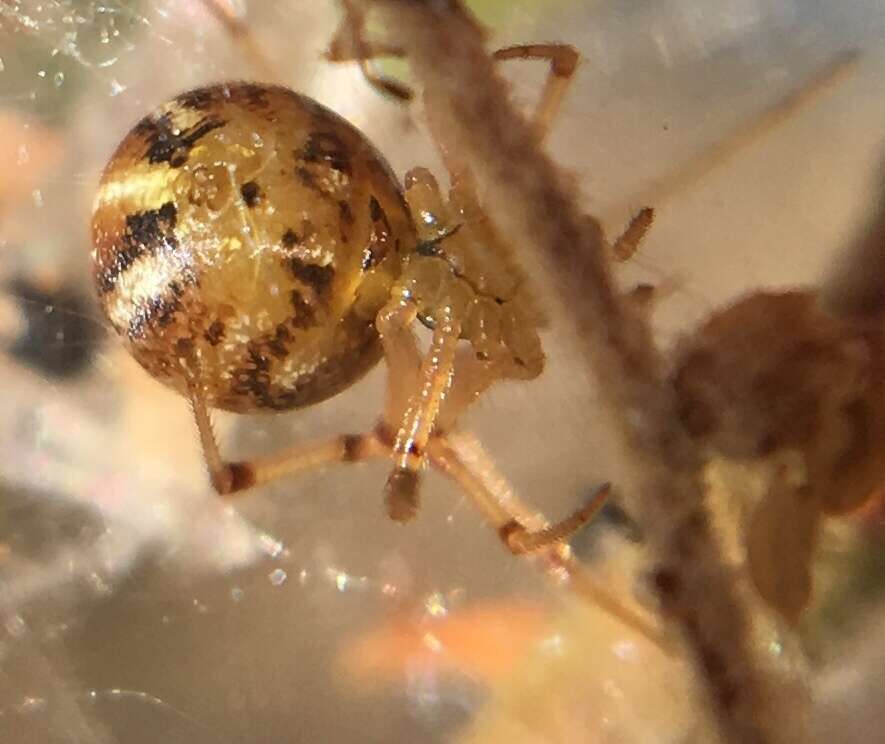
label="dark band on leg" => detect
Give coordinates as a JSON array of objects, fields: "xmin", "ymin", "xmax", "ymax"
[
  {"xmin": 385, "ymin": 467, "xmax": 420, "ymax": 522},
  {"xmin": 226, "ymin": 462, "xmax": 257, "ymax": 493}
]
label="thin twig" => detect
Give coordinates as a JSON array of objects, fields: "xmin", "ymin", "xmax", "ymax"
[
  {"xmin": 617, "ymin": 49, "xmax": 859, "ymax": 215},
  {"xmin": 355, "ymin": 2, "xmax": 809, "ymax": 741}
]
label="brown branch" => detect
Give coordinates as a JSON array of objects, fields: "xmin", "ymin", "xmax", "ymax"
[
  {"xmin": 822, "ymin": 166, "xmax": 885, "ymax": 320},
  {"xmin": 355, "ymin": 1, "xmax": 810, "ymax": 741}
]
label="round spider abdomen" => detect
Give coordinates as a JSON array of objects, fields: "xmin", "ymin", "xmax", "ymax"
[{"xmin": 92, "ymin": 82, "xmax": 415, "ymax": 412}]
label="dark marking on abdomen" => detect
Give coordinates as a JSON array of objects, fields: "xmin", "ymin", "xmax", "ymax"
[
  {"xmin": 127, "ymin": 293, "xmax": 180, "ymax": 341},
  {"xmin": 97, "ymin": 201, "xmax": 179, "ymax": 295},
  {"xmin": 138, "ymin": 112, "xmax": 225, "ymax": 168},
  {"xmin": 338, "ymin": 200, "xmax": 354, "ymax": 243},
  {"xmin": 288, "ymin": 258, "xmax": 335, "ymax": 301},
  {"xmin": 363, "ymin": 195, "xmax": 393, "ymax": 269},
  {"xmin": 299, "ymin": 131, "xmax": 352, "ymax": 177},
  {"xmin": 290, "ymin": 289, "xmax": 318, "ymax": 329},
  {"xmin": 125, "ymin": 276, "xmax": 197, "ymax": 340},
  {"xmin": 205, "ymin": 320, "xmax": 226, "ymax": 345},
  {"xmin": 231, "ymin": 83, "xmax": 271, "ymax": 110},
  {"xmin": 267, "ymin": 323, "xmax": 293, "ymax": 359},
  {"xmin": 240, "ymin": 181, "xmax": 261, "ymax": 208},
  {"xmin": 175, "ymin": 87, "xmax": 218, "ymax": 111}
]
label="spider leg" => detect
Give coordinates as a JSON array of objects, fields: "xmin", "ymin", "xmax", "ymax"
[
  {"xmin": 327, "ymin": 0, "xmax": 412, "ymax": 101},
  {"xmin": 426, "ymin": 431, "xmax": 670, "ymax": 650},
  {"xmin": 491, "ymin": 44, "xmax": 579, "ymax": 141},
  {"xmin": 426, "ymin": 432, "xmax": 609, "ymax": 555},
  {"xmin": 187, "ymin": 377, "xmax": 386, "ymax": 497},
  {"xmin": 328, "ymin": 6, "xmax": 583, "ymax": 129},
  {"xmin": 609, "ymin": 206, "xmax": 655, "ymax": 262},
  {"xmin": 376, "ymin": 266, "xmax": 471, "ymax": 520},
  {"xmin": 375, "ymin": 295, "xmax": 422, "ymax": 428}
]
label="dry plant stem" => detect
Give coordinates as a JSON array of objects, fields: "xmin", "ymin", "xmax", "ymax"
[
  {"xmin": 617, "ymin": 49, "xmax": 859, "ymax": 216},
  {"xmin": 822, "ymin": 176, "xmax": 885, "ymax": 320},
  {"xmin": 358, "ymin": 2, "xmax": 808, "ymax": 742}
]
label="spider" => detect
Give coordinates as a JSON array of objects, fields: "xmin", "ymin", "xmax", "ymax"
[{"xmin": 90, "ymin": 16, "xmax": 653, "ymax": 558}]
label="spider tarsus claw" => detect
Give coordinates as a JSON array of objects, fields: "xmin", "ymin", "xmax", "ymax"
[
  {"xmin": 385, "ymin": 467, "xmax": 420, "ymax": 522},
  {"xmin": 575, "ymin": 481, "xmax": 611, "ymax": 523}
]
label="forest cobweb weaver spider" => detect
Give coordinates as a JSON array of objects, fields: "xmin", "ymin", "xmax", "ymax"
[{"xmin": 90, "ymin": 2, "xmax": 653, "ymax": 562}]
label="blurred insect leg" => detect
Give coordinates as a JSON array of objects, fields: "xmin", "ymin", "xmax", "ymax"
[
  {"xmin": 491, "ymin": 45, "xmax": 655, "ymax": 265},
  {"xmin": 427, "ymin": 432, "xmax": 670, "ymax": 649},
  {"xmin": 187, "ymin": 380, "xmax": 386, "ymax": 497},
  {"xmin": 381, "ymin": 301, "xmax": 463, "ymax": 522},
  {"xmin": 492, "ymin": 44, "xmax": 579, "ymax": 141},
  {"xmin": 327, "ymin": 14, "xmax": 581, "ymax": 119},
  {"xmin": 327, "ymin": 0, "xmax": 412, "ymax": 100},
  {"xmin": 610, "ymin": 206, "xmax": 655, "ymax": 262},
  {"xmin": 500, "ymin": 484, "xmax": 611, "ymax": 553},
  {"xmin": 198, "ymin": 0, "xmax": 279, "ymax": 82}
]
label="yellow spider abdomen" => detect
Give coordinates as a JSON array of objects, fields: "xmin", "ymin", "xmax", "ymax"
[{"xmin": 92, "ymin": 82, "xmax": 415, "ymax": 412}]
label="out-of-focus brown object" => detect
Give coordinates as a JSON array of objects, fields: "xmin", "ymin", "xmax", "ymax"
[
  {"xmin": 339, "ymin": 600, "xmax": 549, "ymax": 688},
  {"xmin": 823, "ymin": 168, "xmax": 885, "ymax": 320},
  {"xmin": 349, "ymin": 2, "xmax": 809, "ymax": 740},
  {"xmin": 745, "ymin": 466, "xmax": 820, "ymax": 625},
  {"xmin": 454, "ymin": 601, "xmax": 718, "ymax": 744},
  {"xmin": 673, "ymin": 289, "xmax": 885, "ymax": 621}
]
